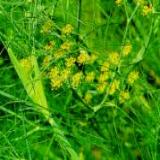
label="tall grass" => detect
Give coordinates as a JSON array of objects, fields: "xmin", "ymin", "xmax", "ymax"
[{"xmin": 0, "ymin": 0, "xmax": 160, "ymax": 160}]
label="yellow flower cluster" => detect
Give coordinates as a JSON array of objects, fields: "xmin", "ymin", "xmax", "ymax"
[
  {"xmin": 84, "ymin": 92, "xmax": 92, "ymax": 103},
  {"xmin": 62, "ymin": 69, "xmax": 71, "ymax": 81},
  {"xmin": 97, "ymin": 83, "xmax": 107, "ymax": 93},
  {"xmin": 20, "ymin": 56, "xmax": 32, "ymax": 73},
  {"xmin": 85, "ymin": 72, "xmax": 95, "ymax": 83},
  {"xmin": 109, "ymin": 80, "xmax": 120, "ymax": 95},
  {"xmin": 77, "ymin": 50, "xmax": 90, "ymax": 64},
  {"xmin": 135, "ymin": 0, "xmax": 153, "ymax": 16},
  {"xmin": 54, "ymin": 49, "xmax": 65, "ymax": 60},
  {"xmin": 135, "ymin": 0, "xmax": 145, "ymax": 5},
  {"xmin": 49, "ymin": 67, "xmax": 61, "ymax": 90},
  {"xmin": 44, "ymin": 41, "xmax": 55, "ymax": 51},
  {"xmin": 101, "ymin": 61, "xmax": 110, "ymax": 72},
  {"xmin": 71, "ymin": 72, "xmax": 83, "ymax": 88},
  {"xmin": 65, "ymin": 57, "xmax": 76, "ymax": 68},
  {"xmin": 115, "ymin": 0, "xmax": 122, "ymax": 6},
  {"xmin": 49, "ymin": 67, "xmax": 71, "ymax": 90},
  {"xmin": 88, "ymin": 54, "xmax": 97, "ymax": 64},
  {"xmin": 41, "ymin": 20, "xmax": 53, "ymax": 33},
  {"xmin": 128, "ymin": 70, "xmax": 139, "ymax": 85},
  {"xmin": 42, "ymin": 23, "xmax": 142, "ymax": 106},
  {"xmin": 122, "ymin": 43, "xmax": 132, "ymax": 56},
  {"xmin": 119, "ymin": 90, "xmax": 130, "ymax": 103},
  {"xmin": 98, "ymin": 72, "xmax": 109, "ymax": 83},
  {"xmin": 109, "ymin": 52, "xmax": 120, "ymax": 65},
  {"xmin": 42, "ymin": 55, "xmax": 52, "ymax": 67},
  {"xmin": 49, "ymin": 67, "xmax": 59, "ymax": 78},
  {"xmin": 142, "ymin": 5, "xmax": 152, "ymax": 16},
  {"xmin": 62, "ymin": 24, "xmax": 74, "ymax": 35},
  {"xmin": 50, "ymin": 77, "xmax": 62, "ymax": 90},
  {"xmin": 60, "ymin": 41, "xmax": 72, "ymax": 51}
]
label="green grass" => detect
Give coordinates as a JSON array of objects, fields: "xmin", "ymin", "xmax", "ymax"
[{"xmin": 0, "ymin": 0, "xmax": 160, "ymax": 159}]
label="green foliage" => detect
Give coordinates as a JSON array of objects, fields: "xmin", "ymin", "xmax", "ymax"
[{"xmin": 0, "ymin": 0, "xmax": 160, "ymax": 160}]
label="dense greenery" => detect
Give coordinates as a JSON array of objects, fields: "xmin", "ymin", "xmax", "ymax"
[{"xmin": 0, "ymin": 0, "xmax": 160, "ymax": 159}]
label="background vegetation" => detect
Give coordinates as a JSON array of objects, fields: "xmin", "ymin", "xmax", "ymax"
[{"xmin": 0, "ymin": 0, "xmax": 160, "ymax": 159}]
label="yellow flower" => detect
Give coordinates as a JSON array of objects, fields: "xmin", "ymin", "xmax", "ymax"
[
  {"xmin": 60, "ymin": 41, "xmax": 72, "ymax": 51},
  {"xmin": 44, "ymin": 41, "xmax": 55, "ymax": 51},
  {"xmin": 135, "ymin": 0, "xmax": 145, "ymax": 5},
  {"xmin": 54, "ymin": 49, "xmax": 65, "ymax": 60},
  {"xmin": 119, "ymin": 90, "xmax": 130, "ymax": 103},
  {"xmin": 49, "ymin": 67, "xmax": 65, "ymax": 90},
  {"xmin": 71, "ymin": 72, "xmax": 83, "ymax": 88},
  {"xmin": 61, "ymin": 69, "xmax": 71, "ymax": 81},
  {"xmin": 101, "ymin": 61, "xmax": 110, "ymax": 72},
  {"xmin": 40, "ymin": 20, "xmax": 53, "ymax": 33},
  {"xmin": 85, "ymin": 72, "xmax": 95, "ymax": 83},
  {"xmin": 109, "ymin": 52, "xmax": 120, "ymax": 65},
  {"xmin": 77, "ymin": 50, "xmax": 90, "ymax": 64},
  {"xmin": 49, "ymin": 67, "xmax": 59, "ymax": 78},
  {"xmin": 50, "ymin": 76, "xmax": 63, "ymax": 90},
  {"xmin": 88, "ymin": 54, "xmax": 97, "ymax": 64},
  {"xmin": 122, "ymin": 43, "xmax": 132, "ymax": 56},
  {"xmin": 42, "ymin": 55, "xmax": 52, "ymax": 67},
  {"xmin": 109, "ymin": 80, "xmax": 120, "ymax": 95},
  {"xmin": 62, "ymin": 24, "xmax": 74, "ymax": 35},
  {"xmin": 98, "ymin": 72, "xmax": 109, "ymax": 83},
  {"xmin": 142, "ymin": 5, "xmax": 152, "ymax": 16},
  {"xmin": 20, "ymin": 56, "xmax": 32, "ymax": 72},
  {"xmin": 65, "ymin": 57, "xmax": 76, "ymax": 68},
  {"xmin": 115, "ymin": 0, "xmax": 122, "ymax": 6},
  {"xmin": 97, "ymin": 83, "xmax": 107, "ymax": 93},
  {"xmin": 84, "ymin": 92, "xmax": 92, "ymax": 103},
  {"xmin": 128, "ymin": 70, "xmax": 139, "ymax": 84}
]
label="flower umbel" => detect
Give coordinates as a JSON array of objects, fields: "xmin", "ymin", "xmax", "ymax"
[
  {"xmin": 101, "ymin": 61, "xmax": 110, "ymax": 72},
  {"xmin": 84, "ymin": 92, "xmax": 92, "ymax": 103},
  {"xmin": 115, "ymin": 0, "xmax": 122, "ymax": 6},
  {"xmin": 88, "ymin": 54, "xmax": 97, "ymax": 64},
  {"xmin": 62, "ymin": 24, "xmax": 74, "ymax": 35},
  {"xmin": 50, "ymin": 76, "xmax": 63, "ymax": 90},
  {"xmin": 128, "ymin": 70, "xmax": 139, "ymax": 85},
  {"xmin": 97, "ymin": 83, "xmax": 107, "ymax": 93},
  {"xmin": 122, "ymin": 43, "xmax": 132, "ymax": 56},
  {"xmin": 119, "ymin": 91, "xmax": 130, "ymax": 103},
  {"xmin": 49, "ymin": 67, "xmax": 59, "ymax": 79},
  {"xmin": 98, "ymin": 72, "xmax": 109, "ymax": 83},
  {"xmin": 77, "ymin": 50, "xmax": 90, "ymax": 64},
  {"xmin": 71, "ymin": 72, "xmax": 83, "ymax": 88},
  {"xmin": 44, "ymin": 41, "xmax": 55, "ymax": 51},
  {"xmin": 65, "ymin": 57, "xmax": 76, "ymax": 68},
  {"xmin": 135, "ymin": 0, "xmax": 145, "ymax": 5},
  {"xmin": 41, "ymin": 20, "xmax": 53, "ymax": 33},
  {"xmin": 85, "ymin": 72, "xmax": 95, "ymax": 83},
  {"xmin": 62, "ymin": 69, "xmax": 71, "ymax": 81},
  {"xmin": 109, "ymin": 80, "xmax": 120, "ymax": 95},
  {"xmin": 42, "ymin": 55, "xmax": 52, "ymax": 67},
  {"xmin": 142, "ymin": 5, "xmax": 153, "ymax": 16},
  {"xmin": 54, "ymin": 49, "xmax": 65, "ymax": 60},
  {"xmin": 20, "ymin": 56, "xmax": 32, "ymax": 73},
  {"xmin": 109, "ymin": 52, "xmax": 120, "ymax": 65},
  {"xmin": 60, "ymin": 41, "xmax": 72, "ymax": 51}
]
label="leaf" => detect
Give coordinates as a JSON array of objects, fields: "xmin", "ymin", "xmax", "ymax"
[
  {"xmin": 131, "ymin": 46, "xmax": 145, "ymax": 64},
  {"xmin": 8, "ymin": 48, "xmax": 49, "ymax": 119},
  {"xmin": 67, "ymin": 147, "xmax": 79, "ymax": 160}
]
